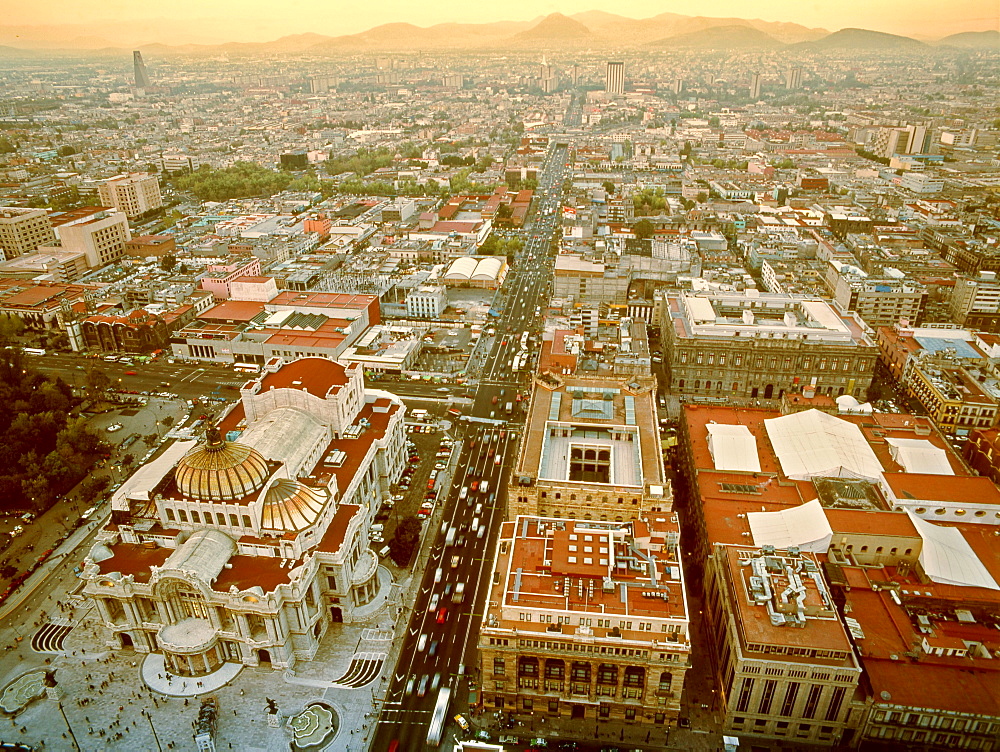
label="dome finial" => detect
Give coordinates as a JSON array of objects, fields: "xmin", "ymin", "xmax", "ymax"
[{"xmin": 205, "ymin": 424, "xmax": 224, "ymax": 450}]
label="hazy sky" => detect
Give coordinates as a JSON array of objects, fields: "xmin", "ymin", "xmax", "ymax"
[{"xmin": 5, "ymin": 0, "xmax": 998, "ymax": 42}]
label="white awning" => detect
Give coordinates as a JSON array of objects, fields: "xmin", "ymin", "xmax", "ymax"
[
  {"xmin": 112, "ymin": 439, "xmax": 197, "ymax": 511},
  {"xmin": 764, "ymin": 409, "xmax": 883, "ymax": 481},
  {"xmin": 748, "ymin": 499, "xmax": 833, "ymax": 552},
  {"xmin": 907, "ymin": 511, "xmax": 999, "ymax": 590},
  {"xmin": 886, "ymin": 438, "xmax": 954, "ymax": 476},
  {"xmin": 707, "ymin": 423, "xmax": 761, "ymax": 472}
]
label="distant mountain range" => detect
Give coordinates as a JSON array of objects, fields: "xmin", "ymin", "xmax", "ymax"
[{"xmin": 0, "ymin": 11, "xmax": 994, "ymax": 56}]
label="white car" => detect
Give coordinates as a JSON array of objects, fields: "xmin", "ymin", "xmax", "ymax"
[
  {"xmin": 428, "ymin": 593, "xmax": 440, "ymax": 612},
  {"xmin": 106, "ymin": 423, "xmax": 123, "ymax": 433}
]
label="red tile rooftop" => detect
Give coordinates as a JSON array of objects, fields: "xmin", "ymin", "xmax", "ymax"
[
  {"xmin": 213, "ymin": 554, "xmax": 296, "ymax": 594},
  {"xmin": 317, "ymin": 401, "xmax": 400, "ymax": 494},
  {"xmin": 884, "ymin": 473, "xmax": 1000, "ymax": 504},
  {"xmin": 96, "ymin": 542, "xmax": 171, "ymax": 583},
  {"xmin": 865, "ymin": 658, "xmax": 1000, "ymax": 717},
  {"xmin": 684, "ymin": 406, "xmax": 783, "ymax": 475},
  {"xmin": 202, "ymin": 301, "xmax": 266, "ymax": 322},
  {"xmin": 49, "ymin": 206, "xmax": 112, "ymax": 226},
  {"xmin": 268, "ymin": 291, "xmax": 375, "ymax": 310},
  {"xmin": 823, "ymin": 508, "xmax": 919, "ymax": 538},
  {"xmin": 232, "ymin": 276, "xmax": 272, "ymax": 284},
  {"xmin": 317, "ymin": 503, "xmax": 360, "ymax": 555},
  {"xmin": 257, "ymin": 356, "xmax": 349, "ymax": 398}
]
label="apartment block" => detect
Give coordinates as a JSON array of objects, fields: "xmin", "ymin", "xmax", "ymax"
[
  {"xmin": 97, "ymin": 173, "xmax": 163, "ymax": 218},
  {"xmin": 51, "ymin": 206, "xmax": 131, "ymax": 268},
  {"xmin": 828, "ymin": 262, "xmax": 928, "ymax": 329},
  {"xmin": 0, "ymin": 207, "xmax": 56, "ymax": 261},
  {"xmin": 478, "ymin": 515, "xmax": 690, "ymax": 735},
  {"xmin": 405, "ymin": 285, "xmax": 447, "ymax": 318},
  {"xmin": 950, "ymin": 273, "xmax": 1000, "ymax": 332}
]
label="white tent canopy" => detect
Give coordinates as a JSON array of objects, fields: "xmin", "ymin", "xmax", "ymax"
[
  {"xmin": 907, "ymin": 511, "xmax": 1000, "ymax": 590},
  {"xmin": 707, "ymin": 423, "xmax": 761, "ymax": 472},
  {"xmin": 764, "ymin": 409, "xmax": 883, "ymax": 481},
  {"xmin": 747, "ymin": 499, "xmax": 833, "ymax": 552},
  {"xmin": 886, "ymin": 438, "xmax": 954, "ymax": 476}
]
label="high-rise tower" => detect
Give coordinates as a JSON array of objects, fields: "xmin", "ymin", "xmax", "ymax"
[
  {"xmin": 605, "ymin": 61, "xmax": 625, "ymax": 96},
  {"xmin": 750, "ymin": 73, "xmax": 762, "ymax": 100},
  {"xmin": 133, "ymin": 51, "xmax": 151, "ymax": 88}
]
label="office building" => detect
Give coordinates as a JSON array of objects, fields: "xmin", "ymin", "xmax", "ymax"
[
  {"xmin": 477, "ymin": 515, "xmax": 690, "ymax": 733},
  {"xmin": 80, "ymin": 356, "xmax": 407, "ymax": 671},
  {"xmin": 0, "ymin": 207, "xmax": 56, "ymax": 261},
  {"xmin": 784, "ymin": 67, "xmax": 802, "ymax": 90},
  {"xmin": 705, "ymin": 544, "xmax": 862, "ymax": 745},
  {"xmin": 750, "ymin": 73, "xmax": 762, "ymax": 100},
  {"xmin": 51, "ymin": 206, "xmax": 131, "ymax": 268},
  {"xmin": 662, "ymin": 290, "xmax": 877, "ymax": 401},
  {"xmin": 606, "ymin": 62, "xmax": 625, "ymax": 96},
  {"xmin": 97, "ymin": 173, "xmax": 163, "ymax": 219},
  {"xmin": 133, "ymin": 50, "xmax": 151, "ymax": 88},
  {"xmin": 509, "ymin": 372, "xmax": 670, "ymax": 521}
]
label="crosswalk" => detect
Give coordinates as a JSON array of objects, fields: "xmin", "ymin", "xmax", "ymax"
[{"xmin": 31, "ymin": 619, "xmax": 73, "ymax": 654}]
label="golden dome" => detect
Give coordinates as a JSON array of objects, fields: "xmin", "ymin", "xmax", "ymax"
[
  {"xmin": 260, "ymin": 479, "xmax": 328, "ymax": 532},
  {"xmin": 175, "ymin": 430, "xmax": 270, "ymax": 502}
]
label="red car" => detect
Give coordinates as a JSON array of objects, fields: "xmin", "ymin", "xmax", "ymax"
[
  {"xmin": 436, "ymin": 607, "xmax": 448, "ymax": 624},
  {"xmin": 470, "ymin": 481, "xmax": 479, "ymax": 492},
  {"xmin": 124, "ymin": 371, "xmax": 137, "ymax": 376}
]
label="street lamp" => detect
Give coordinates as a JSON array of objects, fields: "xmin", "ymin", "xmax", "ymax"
[{"xmin": 142, "ymin": 708, "xmax": 163, "ymax": 752}]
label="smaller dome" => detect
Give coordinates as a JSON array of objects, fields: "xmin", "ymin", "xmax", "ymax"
[
  {"xmin": 260, "ymin": 479, "xmax": 328, "ymax": 533},
  {"xmin": 175, "ymin": 430, "xmax": 270, "ymax": 502}
]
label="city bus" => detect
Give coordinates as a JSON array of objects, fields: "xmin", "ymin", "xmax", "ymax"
[
  {"xmin": 22, "ymin": 347, "xmax": 46, "ymax": 356},
  {"xmin": 232, "ymin": 363, "xmax": 261, "ymax": 374},
  {"xmin": 426, "ymin": 687, "xmax": 452, "ymax": 747}
]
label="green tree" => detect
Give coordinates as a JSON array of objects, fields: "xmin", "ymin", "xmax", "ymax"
[
  {"xmin": 0, "ymin": 136, "xmax": 17, "ymax": 154},
  {"xmin": 633, "ymin": 219, "xmax": 655, "ymax": 240},
  {"xmin": 85, "ymin": 367, "xmax": 112, "ymax": 398},
  {"xmin": 602, "ymin": 181, "xmax": 616, "ymax": 195},
  {"xmin": 78, "ymin": 475, "xmax": 109, "ymax": 504},
  {"xmin": 160, "ymin": 254, "xmax": 177, "ymax": 272},
  {"xmin": 389, "ymin": 516, "xmax": 422, "ymax": 567},
  {"xmin": 175, "ymin": 162, "xmax": 295, "ymax": 201},
  {"xmin": 0, "ymin": 314, "xmax": 24, "ymax": 345}
]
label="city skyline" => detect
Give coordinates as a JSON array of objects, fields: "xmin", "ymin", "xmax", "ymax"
[{"xmin": 0, "ymin": 1, "xmax": 996, "ymax": 48}]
